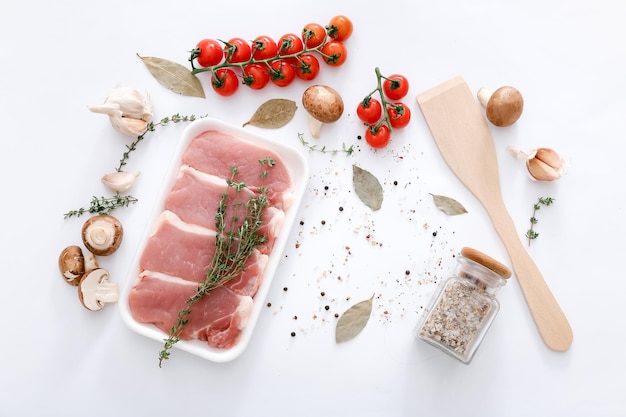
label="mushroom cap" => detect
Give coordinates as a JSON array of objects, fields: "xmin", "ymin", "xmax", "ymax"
[
  {"xmin": 78, "ymin": 268, "xmax": 118, "ymax": 311},
  {"xmin": 485, "ymin": 86, "xmax": 523, "ymax": 127},
  {"xmin": 58, "ymin": 245, "xmax": 85, "ymax": 286},
  {"xmin": 81, "ymin": 215, "xmax": 123, "ymax": 256},
  {"xmin": 302, "ymin": 85, "xmax": 344, "ymax": 123}
]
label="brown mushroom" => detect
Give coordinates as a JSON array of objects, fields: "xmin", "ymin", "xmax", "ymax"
[
  {"xmin": 477, "ymin": 86, "xmax": 523, "ymax": 127},
  {"xmin": 301, "ymin": 85, "xmax": 344, "ymax": 138},
  {"xmin": 78, "ymin": 268, "xmax": 118, "ymax": 311},
  {"xmin": 81, "ymin": 215, "xmax": 123, "ymax": 256},
  {"xmin": 58, "ymin": 245, "xmax": 85, "ymax": 286}
]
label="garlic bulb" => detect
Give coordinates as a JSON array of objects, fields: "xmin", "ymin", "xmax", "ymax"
[
  {"xmin": 101, "ymin": 171, "xmax": 140, "ymax": 193},
  {"xmin": 507, "ymin": 146, "xmax": 568, "ymax": 181},
  {"xmin": 88, "ymin": 87, "xmax": 153, "ymax": 137}
]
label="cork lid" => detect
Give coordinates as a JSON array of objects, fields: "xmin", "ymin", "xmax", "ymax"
[{"xmin": 461, "ymin": 247, "xmax": 512, "ymax": 279}]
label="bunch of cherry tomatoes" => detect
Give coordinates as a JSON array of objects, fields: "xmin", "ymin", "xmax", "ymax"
[
  {"xmin": 357, "ymin": 68, "xmax": 411, "ymax": 149},
  {"xmin": 190, "ymin": 15, "xmax": 353, "ymax": 96}
]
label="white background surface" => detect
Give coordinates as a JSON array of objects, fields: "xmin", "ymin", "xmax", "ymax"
[{"xmin": 1, "ymin": 1, "xmax": 624, "ymax": 416}]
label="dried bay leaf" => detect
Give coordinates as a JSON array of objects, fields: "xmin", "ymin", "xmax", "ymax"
[
  {"xmin": 243, "ymin": 99, "xmax": 297, "ymax": 128},
  {"xmin": 335, "ymin": 294, "xmax": 375, "ymax": 343},
  {"xmin": 137, "ymin": 54, "xmax": 205, "ymax": 98},
  {"xmin": 353, "ymin": 165, "xmax": 383, "ymax": 211},
  {"xmin": 430, "ymin": 193, "xmax": 468, "ymax": 215}
]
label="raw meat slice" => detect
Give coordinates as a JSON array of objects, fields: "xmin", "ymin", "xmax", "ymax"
[
  {"xmin": 182, "ymin": 130, "xmax": 294, "ymax": 209},
  {"xmin": 164, "ymin": 165, "xmax": 286, "ymax": 253},
  {"xmin": 223, "ymin": 250, "xmax": 269, "ymax": 297},
  {"xmin": 128, "ymin": 271, "xmax": 253, "ymax": 349},
  {"xmin": 139, "ymin": 210, "xmax": 216, "ymax": 283}
]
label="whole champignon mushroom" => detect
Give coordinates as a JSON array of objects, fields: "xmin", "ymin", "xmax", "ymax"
[
  {"xmin": 302, "ymin": 85, "xmax": 344, "ymax": 138},
  {"xmin": 58, "ymin": 245, "xmax": 85, "ymax": 286},
  {"xmin": 78, "ymin": 268, "xmax": 119, "ymax": 311},
  {"xmin": 477, "ymin": 86, "xmax": 524, "ymax": 127},
  {"xmin": 82, "ymin": 215, "xmax": 123, "ymax": 256}
]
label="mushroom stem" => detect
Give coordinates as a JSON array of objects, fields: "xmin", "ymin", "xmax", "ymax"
[
  {"xmin": 477, "ymin": 88, "xmax": 492, "ymax": 108},
  {"xmin": 308, "ymin": 115, "xmax": 324, "ymax": 138},
  {"xmin": 90, "ymin": 282, "xmax": 119, "ymax": 303}
]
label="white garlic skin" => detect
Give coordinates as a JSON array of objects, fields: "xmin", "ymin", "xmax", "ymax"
[
  {"xmin": 87, "ymin": 87, "xmax": 153, "ymax": 137},
  {"xmin": 101, "ymin": 171, "xmax": 140, "ymax": 193}
]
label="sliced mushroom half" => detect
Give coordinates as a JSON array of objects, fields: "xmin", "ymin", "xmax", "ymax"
[{"xmin": 78, "ymin": 268, "xmax": 119, "ymax": 311}]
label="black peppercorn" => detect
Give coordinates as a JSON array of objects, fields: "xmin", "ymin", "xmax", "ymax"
[{"xmin": 290, "ymin": 331, "xmax": 296, "ymax": 337}]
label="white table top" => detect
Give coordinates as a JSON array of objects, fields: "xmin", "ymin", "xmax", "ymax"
[{"xmin": 2, "ymin": 1, "xmax": 624, "ymax": 416}]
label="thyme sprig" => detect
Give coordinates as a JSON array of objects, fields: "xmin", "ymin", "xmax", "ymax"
[
  {"xmin": 117, "ymin": 113, "xmax": 203, "ymax": 171},
  {"xmin": 298, "ymin": 132, "xmax": 354, "ymax": 155},
  {"xmin": 526, "ymin": 197, "xmax": 555, "ymax": 246},
  {"xmin": 158, "ymin": 161, "xmax": 273, "ymax": 367},
  {"xmin": 63, "ymin": 193, "xmax": 138, "ymax": 219}
]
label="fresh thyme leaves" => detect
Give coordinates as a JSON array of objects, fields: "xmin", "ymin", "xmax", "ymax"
[
  {"xmin": 526, "ymin": 197, "xmax": 555, "ymax": 246},
  {"xmin": 117, "ymin": 113, "xmax": 203, "ymax": 172},
  {"xmin": 298, "ymin": 132, "xmax": 354, "ymax": 155},
  {"xmin": 158, "ymin": 163, "xmax": 271, "ymax": 367},
  {"xmin": 63, "ymin": 193, "xmax": 138, "ymax": 219}
]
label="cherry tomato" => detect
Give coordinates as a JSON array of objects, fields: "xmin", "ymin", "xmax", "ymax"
[
  {"xmin": 243, "ymin": 64, "xmax": 270, "ymax": 90},
  {"xmin": 211, "ymin": 68, "xmax": 239, "ymax": 96},
  {"xmin": 357, "ymin": 98, "xmax": 383, "ymax": 124},
  {"xmin": 320, "ymin": 40, "xmax": 347, "ymax": 66},
  {"xmin": 365, "ymin": 124, "xmax": 391, "ymax": 149},
  {"xmin": 195, "ymin": 39, "xmax": 223, "ymax": 67},
  {"xmin": 302, "ymin": 23, "xmax": 326, "ymax": 48},
  {"xmin": 224, "ymin": 37, "xmax": 252, "ymax": 63},
  {"xmin": 387, "ymin": 103, "xmax": 411, "ymax": 129},
  {"xmin": 294, "ymin": 54, "xmax": 320, "ymax": 81},
  {"xmin": 278, "ymin": 33, "xmax": 304, "ymax": 56},
  {"xmin": 269, "ymin": 60, "xmax": 296, "ymax": 87},
  {"xmin": 251, "ymin": 35, "xmax": 278, "ymax": 60},
  {"xmin": 382, "ymin": 74, "xmax": 410, "ymax": 101},
  {"xmin": 327, "ymin": 15, "xmax": 353, "ymax": 41}
]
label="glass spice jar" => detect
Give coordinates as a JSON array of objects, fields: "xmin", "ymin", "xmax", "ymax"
[{"xmin": 416, "ymin": 247, "xmax": 511, "ymax": 364}]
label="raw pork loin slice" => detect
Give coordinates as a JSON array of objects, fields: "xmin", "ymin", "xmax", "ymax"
[
  {"xmin": 128, "ymin": 272, "xmax": 254, "ymax": 349},
  {"xmin": 128, "ymin": 128, "xmax": 292, "ymax": 351},
  {"xmin": 182, "ymin": 130, "xmax": 294, "ymax": 210}
]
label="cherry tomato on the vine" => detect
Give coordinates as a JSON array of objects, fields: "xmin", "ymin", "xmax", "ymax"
[
  {"xmin": 382, "ymin": 74, "xmax": 409, "ymax": 101},
  {"xmin": 320, "ymin": 40, "xmax": 347, "ymax": 66},
  {"xmin": 365, "ymin": 124, "xmax": 391, "ymax": 149},
  {"xmin": 327, "ymin": 15, "xmax": 353, "ymax": 42},
  {"xmin": 224, "ymin": 37, "xmax": 252, "ymax": 63},
  {"xmin": 243, "ymin": 63, "xmax": 270, "ymax": 90},
  {"xmin": 357, "ymin": 98, "xmax": 383, "ymax": 124},
  {"xmin": 269, "ymin": 60, "xmax": 296, "ymax": 87},
  {"xmin": 278, "ymin": 33, "xmax": 304, "ymax": 56},
  {"xmin": 251, "ymin": 35, "xmax": 278, "ymax": 60},
  {"xmin": 211, "ymin": 68, "xmax": 239, "ymax": 96},
  {"xmin": 387, "ymin": 103, "xmax": 411, "ymax": 129},
  {"xmin": 302, "ymin": 23, "xmax": 326, "ymax": 48},
  {"xmin": 295, "ymin": 54, "xmax": 320, "ymax": 81},
  {"xmin": 195, "ymin": 39, "xmax": 223, "ymax": 67}
]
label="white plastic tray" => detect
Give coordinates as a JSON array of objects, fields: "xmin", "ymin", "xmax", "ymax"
[{"xmin": 118, "ymin": 118, "xmax": 308, "ymax": 362}]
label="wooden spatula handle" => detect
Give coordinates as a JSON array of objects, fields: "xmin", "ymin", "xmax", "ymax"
[{"xmin": 488, "ymin": 202, "xmax": 573, "ymax": 351}]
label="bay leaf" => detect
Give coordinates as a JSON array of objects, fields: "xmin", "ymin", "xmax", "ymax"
[
  {"xmin": 430, "ymin": 193, "xmax": 468, "ymax": 215},
  {"xmin": 137, "ymin": 54, "xmax": 205, "ymax": 98},
  {"xmin": 242, "ymin": 99, "xmax": 297, "ymax": 128},
  {"xmin": 353, "ymin": 165, "xmax": 383, "ymax": 211},
  {"xmin": 335, "ymin": 294, "xmax": 375, "ymax": 343}
]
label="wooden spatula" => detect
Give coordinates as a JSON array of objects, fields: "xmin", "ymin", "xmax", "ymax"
[{"xmin": 417, "ymin": 76, "xmax": 573, "ymax": 351}]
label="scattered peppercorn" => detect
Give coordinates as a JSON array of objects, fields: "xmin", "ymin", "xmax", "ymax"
[
  {"xmin": 324, "ymin": 185, "xmax": 329, "ymax": 191},
  {"xmin": 290, "ymin": 331, "xmax": 296, "ymax": 337},
  {"xmin": 433, "ymin": 231, "xmax": 438, "ymax": 237},
  {"xmin": 321, "ymin": 220, "xmax": 326, "ymax": 225},
  {"xmin": 405, "ymin": 270, "xmax": 411, "ymax": 275},
  {"xmin": 266, "ymin": 302, "xmax": 272, "ymax": 307},
  {"xmin": 283, "ymin": 287, "xmax": 288, "ymax": 291},
  {"xmin": 339, "ymin": 206, "xmax": 344, "ymax": 211},
  {"xmin": 393, "ymin": 180, "xmax": 398, "ymax": 186},
  {"xmin": 321, "ymin": 291, "xmax": 326, "ymax": 297},
  {"xmin": 324, "ymin": 305, "xmax": 330, "ymax": 311},
  {"xmin": 299, "ymin": 220, "xmax": 304, "ymax": 225},
  {"xmin": 334, "ymin": 313, "xmax": 339, "ymax": 318},
  {"xmin": 357, "ymin": 135, "xmax": 362, "ymax": 140}
]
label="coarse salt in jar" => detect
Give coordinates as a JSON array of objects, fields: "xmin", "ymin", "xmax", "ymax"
[{"xmin": 416, "ymin": 247, "xmax": 511, "ymax": 364}]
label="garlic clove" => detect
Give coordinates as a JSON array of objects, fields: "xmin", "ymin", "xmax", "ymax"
[
  {"xmin": 101, "ymin": 171, "xmax": 140, "ymax": 193},
  {"xmin": 507, "ymin": 146, "xmax": 567, "ymax": 181}
]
